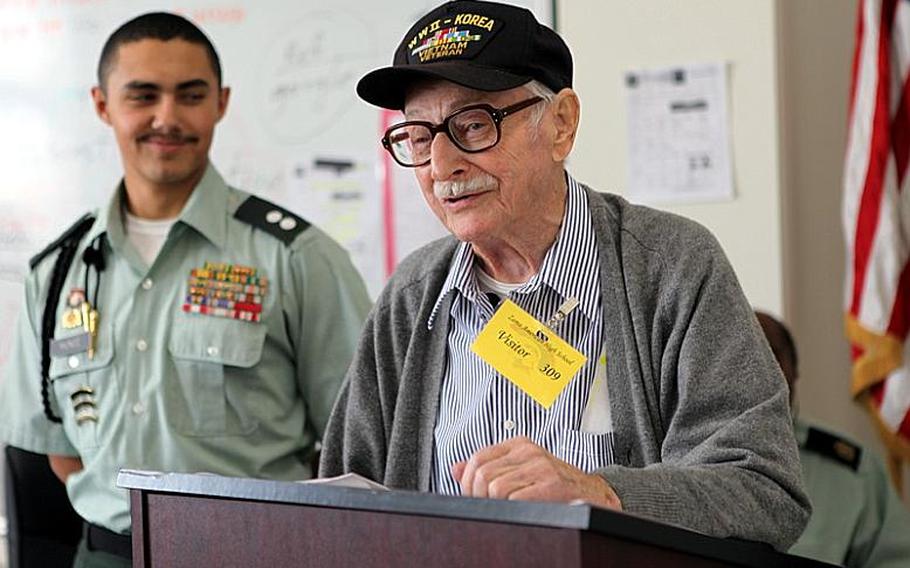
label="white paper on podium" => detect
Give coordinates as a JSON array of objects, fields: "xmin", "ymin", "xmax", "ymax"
[
  {"xmin": 301, "ymin": 472, "xmax": 389, "ymax": 492},
  {"xmin": 625, "ymin": 62, "xmax": 734, "ymax": 204}
]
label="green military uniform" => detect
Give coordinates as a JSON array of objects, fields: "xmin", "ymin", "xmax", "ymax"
[
  {"xmin": 791, "ymin": 419, "xmax": 910, "ymax": 567},
  {"xmin": 0, "ymin": 164, "xmax": 371, "ymax": 539}
]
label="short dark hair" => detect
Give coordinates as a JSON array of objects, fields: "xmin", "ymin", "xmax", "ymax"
[
  {"xmin": 755, "ymin": 311, "xmax": 799, "ymax": 376},
  {"xmin": 97, "ymin": 12, "xmax": 222, "ymax": 90}
]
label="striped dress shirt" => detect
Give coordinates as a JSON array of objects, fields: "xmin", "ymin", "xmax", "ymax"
[{"xmin": 428, "ymin": 174, "xmax": 614, "ymax": 495}]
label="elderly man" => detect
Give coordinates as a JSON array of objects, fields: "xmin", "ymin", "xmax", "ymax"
[{"xmin": 320, "ymin": 0, "xmax": 809, "ymax": 549}]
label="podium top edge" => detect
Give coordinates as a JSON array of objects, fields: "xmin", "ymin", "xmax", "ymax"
[
  {"xmin": 117, "ymin": 469, "xmax": 833, "ymax": 568},
  {"xmin": 117, "ymin": 468, "xmax": 596, "ymax": 530}
]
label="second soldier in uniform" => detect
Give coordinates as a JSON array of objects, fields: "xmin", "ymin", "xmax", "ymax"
[{"xmin": 756, "ymin": 312, "xmax": 910, "ymax": 567}]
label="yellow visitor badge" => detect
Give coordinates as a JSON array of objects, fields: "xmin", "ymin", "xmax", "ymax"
[{"xmin": 471, "ymin": 299, "xmax": 587, "ymax": 409}]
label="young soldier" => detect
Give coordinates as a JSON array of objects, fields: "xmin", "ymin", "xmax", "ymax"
[{"xmin": 0, "ymin": 12, "xmax": 371, "ymax": 567}]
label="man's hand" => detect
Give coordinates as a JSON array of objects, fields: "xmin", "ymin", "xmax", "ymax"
[
  {"xmin": 48, "ymin": 454, "xmax": 83, "ymax": 484},
  {"xmin": 451, "ymin": 436, "xmax": 622, "ymax": 510}
]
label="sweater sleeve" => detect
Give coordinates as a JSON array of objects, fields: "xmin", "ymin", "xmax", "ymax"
[
  {"xmin": 318, "ymin": 308, "xmax": 390, "ymax": 484},
  {"xmin": 598, "ymin": 215, "xmax": 810, "ymax": 551}
]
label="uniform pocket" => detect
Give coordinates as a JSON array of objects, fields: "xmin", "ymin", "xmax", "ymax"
[
  {"xmin": 554, "ymin": 429, "xmax": 616, "ymax": 473},
  {"xmin": 167, "ymin": 311, "xmax": 265, "ymax": 436},
  {"xmin": 48, "ymin": 325, "xmax": 116, "ymax": 451}
]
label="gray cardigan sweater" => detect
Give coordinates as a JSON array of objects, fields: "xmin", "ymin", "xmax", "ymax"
[{"xmin": 320, "ymin": 186, "xmax": 810, "ymax": 550}]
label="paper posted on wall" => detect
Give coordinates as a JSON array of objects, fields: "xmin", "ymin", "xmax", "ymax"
[
  {"xmin": 624, "ymin": 62, "xmax": 734, "ymax": 205},
  {"xmin": 300, "ymin": 472, "xmax": 389, "ymax": 492}
]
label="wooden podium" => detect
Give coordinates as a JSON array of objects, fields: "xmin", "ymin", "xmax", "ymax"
[{"xmin": 118, "ymin": 470, "xmax": 832, "ymax": 568}]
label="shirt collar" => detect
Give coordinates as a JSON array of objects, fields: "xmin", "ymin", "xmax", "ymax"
[
  {"xmin": 427, "ymin": 241, "xmax": 475, "ymax": 329},
  {"xmin": 427, "ymin": 172, "xmax": 600, "ymax": 328},
  {"xmin": 85, "ymin": 162, "xmax": 229, "ymax": 252},
  {"xmin": 523, "ymin": 174, "xmax": 600, "ymax": 323},
  {"xmin": 83, "ymin": 184, "xmax": 120, "ymax": 248},
  {"xmin": 174, "ymin": 163, "xmax": 229, "ymax": 249}
]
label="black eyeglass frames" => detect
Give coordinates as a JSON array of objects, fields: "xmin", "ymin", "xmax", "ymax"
[{"xmin": 381, "ymin": 96, "xmax": 544, "ymax": 167}]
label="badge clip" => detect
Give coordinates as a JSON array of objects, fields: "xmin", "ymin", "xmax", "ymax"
[{"xmin": 544, "ymin": 297, "xmax": 580, "ymax": 331}]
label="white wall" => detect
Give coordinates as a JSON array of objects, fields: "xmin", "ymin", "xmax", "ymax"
[{"xmin": 561, "ymin": 0, "xmax": 785, "ymax": 313}]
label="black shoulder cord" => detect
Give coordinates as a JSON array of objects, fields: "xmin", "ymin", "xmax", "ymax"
[
  {"xmin": 83, "ymin": 235, "xmax": 105, "ymax": 311},
  {"xmin": 39, "ymin": 218, "xmax": 97, "ymax": 422}
]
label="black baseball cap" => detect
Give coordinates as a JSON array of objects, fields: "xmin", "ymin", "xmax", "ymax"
[{"xmin": 357, "ymin": 0, "xmax": 573, "ymax": 110}]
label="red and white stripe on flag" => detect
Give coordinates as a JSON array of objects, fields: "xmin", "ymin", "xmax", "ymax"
[{"xmin": 843, "ymin": 0, "xmax": 910, "ymax": 471}]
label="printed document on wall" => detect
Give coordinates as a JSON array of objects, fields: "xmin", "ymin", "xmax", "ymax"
[
  {"xmin": 284, "ymin": 154, "xmax": 384, "ymax": 298},
  {"xmin": 625, "ymin": 62, "xmax": 734, "ymax": 204}
]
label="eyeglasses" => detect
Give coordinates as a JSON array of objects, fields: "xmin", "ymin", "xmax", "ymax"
[{"xmin": 381, "ymin": 96, "xmax": 544, "ymax": 167}]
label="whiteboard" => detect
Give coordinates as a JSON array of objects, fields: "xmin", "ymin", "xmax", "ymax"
[{"xmin": 0, "ymin": 0, "xmax": 554, "ymax": 371}]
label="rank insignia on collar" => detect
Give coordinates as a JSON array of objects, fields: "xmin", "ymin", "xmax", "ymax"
[{"xmin": 181, "ymin": 262, "xmax": 267, "ymax": 323}]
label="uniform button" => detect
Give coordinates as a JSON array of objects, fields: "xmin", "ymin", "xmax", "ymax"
[
  {"xmin": 68, "ymin": 356, "xmax": 80, "ymax": 369},
  {"xmin": 206, "ymin": 345, "xmax": 219, "ymax": 357},
  {"xmin": 132, "ymin": 402, "xmax": 145, "ymax": 415},
  {"xmin": 265, "ymin": 210, "xmax": 283, "ymax": 224},
  {"xmin": 141, "ymin": 278, "xmax": 154, "ymax": 290},
  {"xmin": 503, "ymin": 419, "xmax": 515, "ymax": 431},
  {"xmin": 279, "ymin": 217, "xmax": 298, "ymax": 231},
  {"xmin": 136, "ymin": 339, "xmax": 148, "ymax": 352}
]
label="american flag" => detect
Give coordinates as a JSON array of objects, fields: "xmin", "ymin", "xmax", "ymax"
[{"xmin": 843, "ymin": 0, "xmax": 910, "ymax": 486}]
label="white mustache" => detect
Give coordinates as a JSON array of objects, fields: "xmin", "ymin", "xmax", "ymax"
[{"xmin": 433, "ymin": 173, "xmax": 498, "ymax": 199}]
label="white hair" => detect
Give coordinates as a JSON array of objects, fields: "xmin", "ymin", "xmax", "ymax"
[{"xmin": 522, "ymin": 79, "xmax": 557, "ymax": 134}]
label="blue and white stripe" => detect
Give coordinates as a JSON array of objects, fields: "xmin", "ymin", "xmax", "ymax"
[{"xmin": 428, "ymin": 174, "xmax": 614, "ymax": 495}]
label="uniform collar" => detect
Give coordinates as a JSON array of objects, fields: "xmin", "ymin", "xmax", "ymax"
[
  {"xmin": 176, "ymin": 163, "xmax": 229, "ymax": 249},
  {"xmin": 86, "ymin": 163, "xmax": 229, "ymax": 252},
  {"xmin": 427, "ymin": 173, "xmax": 600, "ymax": 328},
  {"xmin": 794, "ymin": 417, "xmax": 809, "ymax": 447}
]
